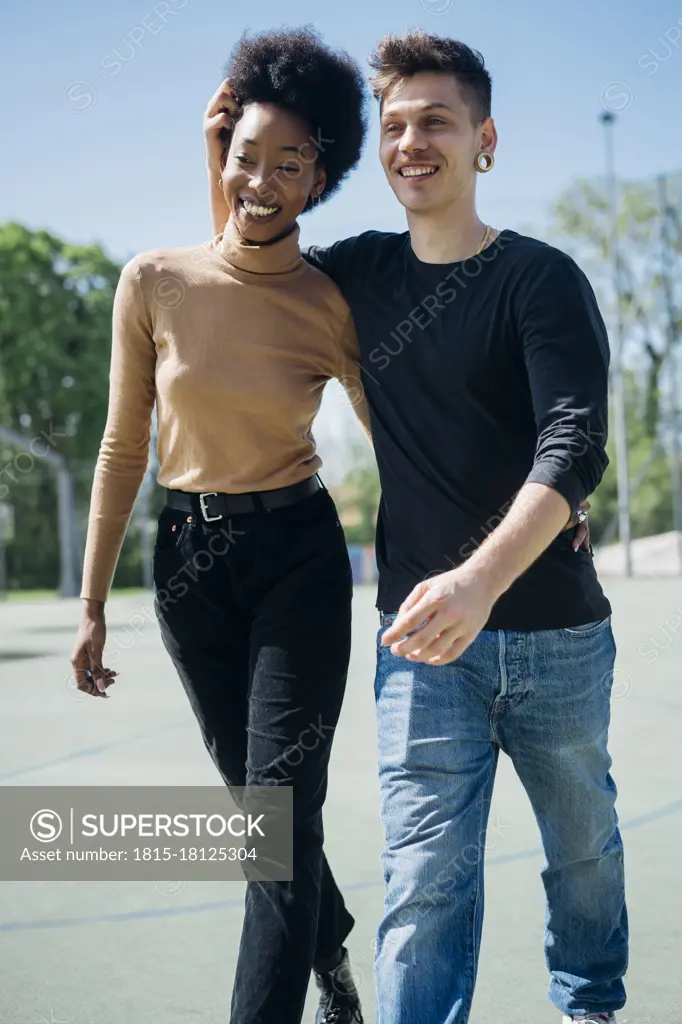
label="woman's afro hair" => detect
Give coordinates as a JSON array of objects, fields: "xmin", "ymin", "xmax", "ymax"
[{"xmin": 223, "ymin": 26, "xmax": 368, "ymax": 209}]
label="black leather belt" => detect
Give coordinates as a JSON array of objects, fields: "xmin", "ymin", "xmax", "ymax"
[{"xmin": 165, "ymin": 475, "xmax": 323, "ymax": 522}]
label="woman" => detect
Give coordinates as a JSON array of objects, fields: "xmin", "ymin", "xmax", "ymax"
[{"xmin": 71, "ymin": 27, "xmax": 369, "ymax": 1024}]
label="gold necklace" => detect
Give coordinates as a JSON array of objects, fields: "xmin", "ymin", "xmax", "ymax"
[{"xmin": 474, "ymin": 224, "xmax": 492, "ymax": 256}]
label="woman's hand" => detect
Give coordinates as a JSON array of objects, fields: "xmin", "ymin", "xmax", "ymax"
[
  {"xmin": 70, "ymin": 601, "xmax": 118, "ymax": 698},
  {"xmin": 564, "ymin": 498, "xmax": 591, "ymax": 552},
  {"xmin": 204, "ymin": 79, "xmax": 240, "ymax": 174}
]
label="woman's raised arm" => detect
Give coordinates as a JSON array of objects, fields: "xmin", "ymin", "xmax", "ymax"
[{"xmin": 204, "ymin": 79, "xmax": 238, "ymax": 235}]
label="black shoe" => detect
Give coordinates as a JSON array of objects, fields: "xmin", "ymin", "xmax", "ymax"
[{"xmin": 313, "ymin": 947, "xmax": 364, "ymax": 1023}]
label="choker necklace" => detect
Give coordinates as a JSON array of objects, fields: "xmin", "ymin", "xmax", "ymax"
[{"xmin": 474, "ymin": 224, "xmax": 492, "ymax": 255}]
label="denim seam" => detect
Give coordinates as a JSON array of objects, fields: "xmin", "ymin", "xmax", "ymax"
[
  {"xmin": 490, "ymin": 631, "xmax": 508, "ymax": 745},
  {"xmin": 463, "ymin": 773, "xmax": 492, "ymax": 1021},
  {"xmin": 497, "ymin": 630, "xmax": 509, "ymax": 697}
]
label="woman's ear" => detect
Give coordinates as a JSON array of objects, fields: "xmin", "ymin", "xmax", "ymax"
[
  {"xmin": 313, "ymin": 166, "xmax": 327, "ymax": 199},
  {"xmin": 219, "ymin": 126, "xmax": 233, "ymax": 172}
]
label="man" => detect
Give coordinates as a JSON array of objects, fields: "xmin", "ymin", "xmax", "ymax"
[{"xmin": 204, "ymin": 31, "xmax": 627, "ymax": 1024}]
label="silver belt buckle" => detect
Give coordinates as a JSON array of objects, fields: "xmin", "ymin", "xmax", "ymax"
[{"xmin": 199, "ymin": 492, "xmax": 222, "ymax": 522}]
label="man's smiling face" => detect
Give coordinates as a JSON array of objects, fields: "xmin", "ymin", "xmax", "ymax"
[{"xmin": 379, "ymin": 71, "xmax": 492, "ymax": 215}]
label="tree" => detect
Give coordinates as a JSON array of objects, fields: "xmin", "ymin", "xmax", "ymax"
[
  {"xmin": 550, "ymin": 173, "xmax": 682, "ymax": 544},
  {"xmin": 0, "ymin": 222, "xmax": 148, "ymax": 589},
  {"xmin": 333, "ymin": 442, "xmax": 381, "ymax": 545},
  {"xmin": 552, "ymin": 173, "xmax": 682, "ymax": 431},
  {"xmin": 585, "ymin": 370, "xmax": 675, "ymax": 543}
]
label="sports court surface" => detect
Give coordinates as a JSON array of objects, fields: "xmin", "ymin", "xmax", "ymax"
[{"xmin": 1, "ymin": 578, "xmax": 680, "ymax": 1023}]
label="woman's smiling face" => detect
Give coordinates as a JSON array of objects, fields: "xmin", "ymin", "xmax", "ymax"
[{"xmin": 221, "ymin": 102, "xmax": 326, "ymax": 242}]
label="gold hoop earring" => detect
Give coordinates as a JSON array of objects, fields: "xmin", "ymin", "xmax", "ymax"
[
  {"xmin": 476, "ymin": 152, "xmax": 494, "ymax": 173},
  {"xmin": 217, "ymin": 176, "xmax": 223, "ymax": 187}
]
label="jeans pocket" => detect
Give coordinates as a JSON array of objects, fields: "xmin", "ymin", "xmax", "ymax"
[
  {"xmin": 154, "ymin": 507, "xmax": 192, "ymax": 554},
  {"xmin": 560, "ymin": 616, "xmax": 611, "ymax": 637}
]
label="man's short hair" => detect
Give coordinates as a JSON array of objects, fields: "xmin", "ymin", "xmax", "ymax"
[{"xmin": 369, "ymin": 31, "xmax": 492, "ymax": 124}]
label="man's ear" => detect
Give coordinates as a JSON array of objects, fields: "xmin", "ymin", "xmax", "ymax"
[{"xmin": 479, "ymin": 117, "xmax": 497, "ymax": 158}]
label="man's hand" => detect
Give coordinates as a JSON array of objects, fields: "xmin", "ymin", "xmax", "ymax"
[
  {"xmin": 381, "ymin": 484, "xmax": 592, "ymax": 667},
  {"xmin": 204, "ymin": 79, "xmax": 240, "ymax": 174},
  {"xmin": 381, "ymin": 565, "xmax": 497, "ymax": 667}
]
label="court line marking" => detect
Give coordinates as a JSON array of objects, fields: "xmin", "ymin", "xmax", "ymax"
[
  {"xmin": 0, "ymin": 720, "xmax": 191, "ymax": 783},
  {"xmin": 1, "ymin": 685, "xmax": 679, "ymax": 931},
  {"xmin": 3, "ymin": 689, "xmax": 679, "ymax": 784},
  {"xmin": 1, "ymin": 796, "xmax": 680, "ymax": 934}
]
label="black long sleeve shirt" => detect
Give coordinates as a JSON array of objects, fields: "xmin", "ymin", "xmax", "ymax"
[{"xmin": 306, "ymin": 229, "xmax": 612, "ymax": 630}]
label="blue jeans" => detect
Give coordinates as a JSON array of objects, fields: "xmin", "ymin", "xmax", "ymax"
[{"xmin": 374, "ymin": 614, "xmax": 628, "ymax": 1023}]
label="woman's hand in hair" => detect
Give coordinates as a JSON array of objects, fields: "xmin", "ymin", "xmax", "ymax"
[
  {"xmin": 563, "ymin": 498, "xmax": 591, "ymax": 552},
  {"xmin": 204, "ymin": 79, "xmax": 241, "ymax": 174}
]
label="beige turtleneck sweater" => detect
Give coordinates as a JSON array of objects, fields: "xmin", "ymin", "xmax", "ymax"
[{"xmin": 80, "ymin": 219, "xmax": 370, "ymax": 602}]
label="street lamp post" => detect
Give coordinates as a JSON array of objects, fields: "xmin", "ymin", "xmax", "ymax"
[
  {"xmin": 600, "ymin": 110, "xmax": 633, "ymax": 576},
  {"xmin": 657, "ymin": 173, "xmax": 682, "ymax": 574}
]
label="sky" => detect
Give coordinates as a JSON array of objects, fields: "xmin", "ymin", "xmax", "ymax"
[{"xmin": 2, "ymin": 0, "xmax": 682, "ymax": 473}]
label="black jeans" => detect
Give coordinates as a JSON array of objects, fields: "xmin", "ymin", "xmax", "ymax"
[{"xmin": 153, "ymin": 485, "xmax": 355, "ymax": 1024}]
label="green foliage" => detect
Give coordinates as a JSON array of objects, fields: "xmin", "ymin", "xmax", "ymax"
[
  {"xmin": 0, "ymin": 222, "xmax": 120, "ymax": 449},
  {"xmin": 336, "ymin": 442, "xmax": 381, "ymax": 545},
  {"xmin": 550, "ymin": 172, "xmax": 682, "ymax": 441},
  {"xmin": 0, "ymin": 222, "xmax": 152, "ymax": 589},
  {"xmin": 588, "ymin": 372, "xmax": 675, "ymax": 544},
  {"xmin": 550, "ymin": 173, "xmax": 682, "ymax": 547}
]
